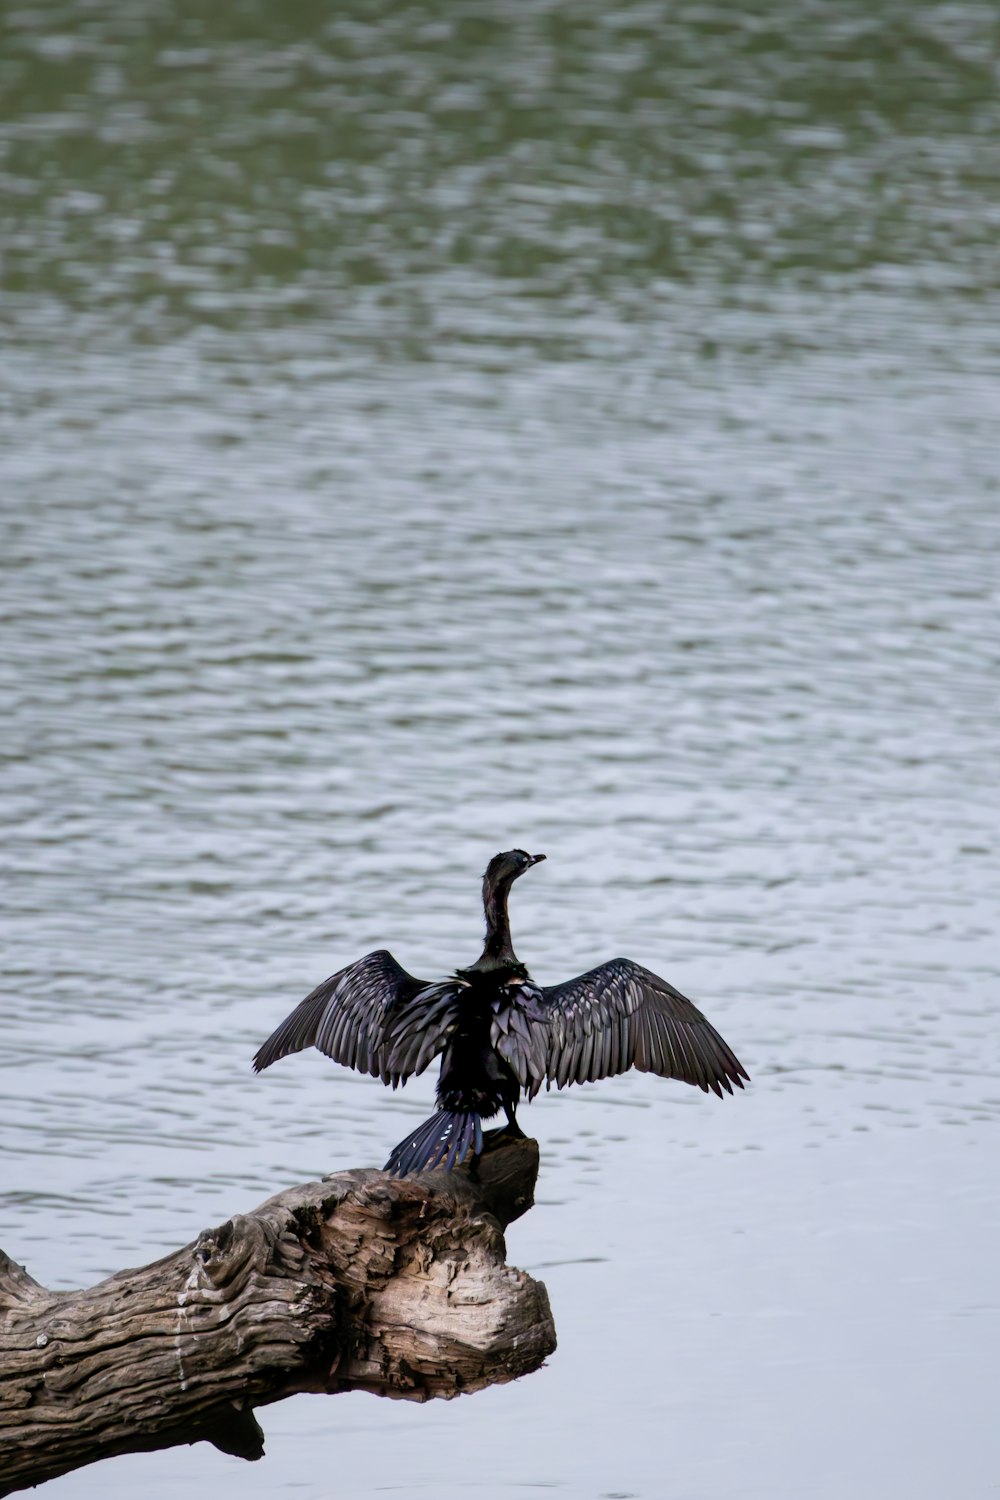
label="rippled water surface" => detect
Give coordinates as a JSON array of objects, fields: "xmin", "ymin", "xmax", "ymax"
[{"xmin": 2, "ymin": 3, "xmax": 999, "ymax": 1497}]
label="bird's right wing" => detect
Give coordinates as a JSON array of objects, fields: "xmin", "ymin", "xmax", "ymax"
[{"xmin": 252, "ymin": 949, "xmax": 458, "ymax": 1086}]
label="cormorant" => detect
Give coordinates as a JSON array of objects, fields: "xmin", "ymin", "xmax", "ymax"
[{"xmin": 253, "ymin": 850, "xmax": 749, "ymax": 1175}]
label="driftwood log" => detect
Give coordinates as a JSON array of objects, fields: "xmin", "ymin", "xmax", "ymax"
[{"xmin": 0, "ymin": 1136, "xmax": 554, "ymax": 1497}]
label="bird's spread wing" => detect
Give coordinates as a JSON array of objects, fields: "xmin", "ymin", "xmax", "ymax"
[
  {"xmin": 539, "ymin": 958, "xmax": 749, "ymax": 1097},
  {"xmin": 252, "ymin": 950, "xmax": 459, "ymax": 1087}
]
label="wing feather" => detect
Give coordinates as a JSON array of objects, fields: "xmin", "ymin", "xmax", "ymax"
[
  {"xmin": 489, "ymin": 981, "xmax": 550, "ymax": 1099},
  {"xmin": 539, "ymin": 957, "xmax": 748, "ymax": 1096},
  {"xmin": 388, "ymin": 981, "xmax": 460, "ymax": 1080},
  {"xmin": 253, "ymin": 949, "xmax": 458, "ymax": 1085}
]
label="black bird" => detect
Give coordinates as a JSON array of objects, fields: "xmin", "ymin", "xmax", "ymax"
[{"xmin": 253, "ymin": 850, "xmax": 749, "ymax": 1175}]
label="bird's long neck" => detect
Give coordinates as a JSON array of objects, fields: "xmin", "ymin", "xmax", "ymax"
[{"xmin": 479, "ymin": 878, "xmax": 516, "ymax": 965}]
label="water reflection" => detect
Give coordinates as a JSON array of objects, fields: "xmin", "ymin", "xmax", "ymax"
[{"xmin": 2, "ymin": 1, "xmax": 999, "ymax": 1497}]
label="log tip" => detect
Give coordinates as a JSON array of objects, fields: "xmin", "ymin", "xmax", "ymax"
[{"xmin": 407, "ymin": 1131, "xmax": 541, "ymax": 1229}]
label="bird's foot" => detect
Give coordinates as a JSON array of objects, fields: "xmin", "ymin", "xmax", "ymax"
[{"xmin": 487, "ymin": 1118, "xmax": 526, "ymax": 1148}]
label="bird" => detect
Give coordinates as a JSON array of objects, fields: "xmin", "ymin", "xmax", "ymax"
[{"xmin": 253, "ymin": 850, "xmax": 749, "ymax": 1175}]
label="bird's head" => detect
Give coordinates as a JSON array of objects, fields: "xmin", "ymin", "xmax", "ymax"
[{"xmin": 483, "ymin": 848, "xmax": 546, "ymax": 896}]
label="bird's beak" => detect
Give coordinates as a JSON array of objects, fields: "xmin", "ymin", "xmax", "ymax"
[{"xmin": 528, "ymin": 853, "xmax": 546, "ymax": 866}]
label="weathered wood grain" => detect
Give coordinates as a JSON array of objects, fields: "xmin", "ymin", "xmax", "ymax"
[{"xmin": 0, "ymin": 1137, "xmax": 553, "ymax": 1496}]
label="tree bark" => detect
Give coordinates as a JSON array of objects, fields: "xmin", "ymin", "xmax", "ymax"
[{"xmin": 0, "ymin": 1136, "xmax": 553, "ymax": 1497}]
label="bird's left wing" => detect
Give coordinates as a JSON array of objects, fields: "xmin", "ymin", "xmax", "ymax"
[
  {"xmin": 490, "ymin": 981, "xmax": 551, "ymax": 1098},
  {"xmin": 252, "ymin": 949, "xmax": 458, "ymax": 1086},
  {"xmin": 538, "ymin": 957, "xmax": 749, "ymax": 1097}
]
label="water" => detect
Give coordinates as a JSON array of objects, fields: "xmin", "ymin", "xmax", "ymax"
[{"xmin": 2, "ymin": 2, "xmax": 999, "ymax": 1496}]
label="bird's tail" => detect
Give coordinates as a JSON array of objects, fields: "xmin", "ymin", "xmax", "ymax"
[{"xmin": 384, "ymin": 1108, "xmax": 484, "ymax": 1177}]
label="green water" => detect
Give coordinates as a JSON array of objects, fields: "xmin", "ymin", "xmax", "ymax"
[{"xmin": 4, "ymin": 2, "xmax": 999, "ymax": 331}]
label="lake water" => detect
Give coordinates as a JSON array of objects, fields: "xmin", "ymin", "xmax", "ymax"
[{"xmin": 2, "ymin": 3, "xmax": 999, "ymax": 1497}]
